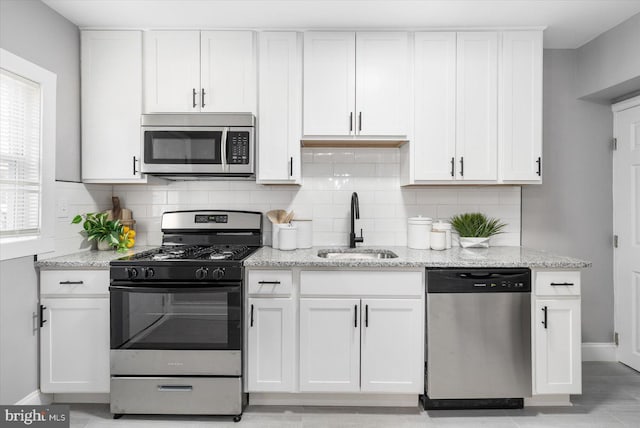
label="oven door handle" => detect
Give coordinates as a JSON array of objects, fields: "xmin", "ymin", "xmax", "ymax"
[{"xmin": 109, "ymin": 285, "xmax": 240, "ymax": 293}]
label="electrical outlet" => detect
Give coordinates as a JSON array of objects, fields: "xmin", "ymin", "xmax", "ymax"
[{"xmin": 56, "ymin": 199, "xmax": 69, "ymax": 219}]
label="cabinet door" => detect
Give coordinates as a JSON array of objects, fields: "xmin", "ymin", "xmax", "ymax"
[
  {"xmin": 303, "ymin": 32, "xmax": 356, "ymax": 136},
  {"xmin": 40, "ymin": 298, "xmax": 110, "ymax": 393},
  {"xmin": 355, "ymin": 32, "xmax": 408, "ymax": 136},
  {"xmin": 361, "ymin": 299, "xmax": 423, "ymax": 393},
  {"xmin": 534, "ymin": 299, "xmax": 582, "ymax": 394},
  {"xmin": 500, "ymin": 31, "xmax": 543, "ymax": 182},
  {"xmin": 257, "ymin": 32, "xmax": 302, "ymax": 183},
  {"xmin": 143, "ymin": 31, "xmax": 200, "ymax": 113},
  {"xmin": 247, "ymin": 298, "xmax": 295, "ymax": 392},
  {"xmin": 201, "ymin": 31, "xmax": 256, "ymax": 113},
  {"xmin": 456, "ymin": 32, "xmax": 498, "ymax": 181},
  {"xmin": 299, "ymin": 298, "xmax": 360, "ymax": 392},
  {"xmin": 81, "ymin": 31, "xmax": 145, "ymax": 183},
  {"xmin": 413, "ymin": 32, "xmax": 457, "ymax": 180}
]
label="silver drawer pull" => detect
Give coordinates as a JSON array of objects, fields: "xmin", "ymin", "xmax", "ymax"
[
  {"xmin": 550, "ymin": 282, "xmax": 574, "ymax": 286},
  {"xmin": 59, "ymin": 281, "xmax": 84, "ymax": 285},
  {"xmin": 258, "ymin": 281, "xmax": 281, "ymax": 285},
  {"xmin": 157, "ymin": 385, "xmax": 193, "ymax": 392}
]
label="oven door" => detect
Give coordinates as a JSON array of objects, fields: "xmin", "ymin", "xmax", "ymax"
[
  {"xmin": 110, "ymin": 283, "xmax": 241, "ymax": 351},
  {"xmin": 141, "ymin": 126, "xmax": 226, "ymax": 174}
]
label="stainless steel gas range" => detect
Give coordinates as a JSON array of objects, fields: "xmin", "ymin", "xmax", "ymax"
[{"xmin": 109, "ymin": 210, "xmax": 262, "ymax": 422}]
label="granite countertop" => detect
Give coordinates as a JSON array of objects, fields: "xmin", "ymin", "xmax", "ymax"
[
  {"xmin": 35, "ymin": 245, "xmax": 591, "ymax": 270},
  {"xmin": 243, "ymin": 246, "xmax": 592, "ymax": 269},
  {"xmin": 35, "ymin": 246, "xmax": 156, "ymax": 269}
]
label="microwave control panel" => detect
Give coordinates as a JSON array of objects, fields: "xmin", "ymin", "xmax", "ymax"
[{"xmin": 227, "ymin": 131, "xmax": 250, "ymax": 164}]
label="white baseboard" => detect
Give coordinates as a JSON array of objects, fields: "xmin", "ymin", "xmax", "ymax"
[
  {"xmin": 15, "ymin": 390, "xmax": 52, "ymax": 405},
  {"xmin": 249, "ymin": 393, "xmax": 419, "ymax": 407},
  {"xmin": 525, "ymin": 394, "xmax": 572, "ymax": 407},
  {"xmin": 53, "ymin": 393, "xmax": 110, "ymax": 404},
  {"xmin": 582, "ymin": 343, "xmax": 617, "ymax": 361}
]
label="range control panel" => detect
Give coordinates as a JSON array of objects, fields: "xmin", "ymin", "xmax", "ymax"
[{"xmin": 227, "ymin": 131, "xmax": 250, "ymax": 164}]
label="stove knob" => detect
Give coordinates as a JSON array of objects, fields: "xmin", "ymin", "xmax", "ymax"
[
  {"xmin": 126, "ymin": 267, "xmax": 138, "ymax": 279},
  {"xmin": 143, "ymin": 267, "xmax": 155, "ymax": 279},
  {"xmin": 211, "ymin": 268, "xmax": 225, "ymax": 280},
  {"xmin": 195, "ymin": 267, "xmax": 209, "ymax": 280}
]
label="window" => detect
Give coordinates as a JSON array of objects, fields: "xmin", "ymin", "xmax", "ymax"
[
  {"xmin": 1, "ymin": 69, "xmax": 42, "ymax": 237},
  {"xmin": 0, "ymin": 49, "xmax": 56, "ymax": 261}
]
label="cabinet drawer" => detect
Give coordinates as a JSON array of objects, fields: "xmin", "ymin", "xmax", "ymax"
[
  {"xmin": 301, "ymin": 270, "xmax": 423, "ymax": 297},
  {"xmin": 41, "ymin": 270, "xmax": 109, "ymax": 296},
  {"xmin": 247, "ymin": 270, "xmax": 293, "ymax": 296},
  {"xmin": 535, "ymin": 271, "xmax": 581, "ymax": 296}
]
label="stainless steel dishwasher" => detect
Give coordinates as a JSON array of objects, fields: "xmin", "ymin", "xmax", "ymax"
[{"xmin": 424, "ymin": 268, "xmax": 531, "ymax": 410}]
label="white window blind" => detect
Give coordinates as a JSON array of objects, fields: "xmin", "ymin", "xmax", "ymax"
[{"xmin": 0, "ymin": 68, "xmax": 42, "ymax": 237}]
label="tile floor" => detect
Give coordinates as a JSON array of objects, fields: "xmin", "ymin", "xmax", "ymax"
[{"xmin": 68, "ymin": 362, "xmax": 640, "ymax": 427}]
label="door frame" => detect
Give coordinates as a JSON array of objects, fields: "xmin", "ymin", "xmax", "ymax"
[{"xmin": 611, "ymin": 94, "xmax": 640, "ymax": 367}]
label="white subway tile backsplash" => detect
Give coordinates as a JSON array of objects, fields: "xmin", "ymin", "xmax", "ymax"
[{"xmin": 55, "ymin": 148, "xmax": 521, "ymax": 249}]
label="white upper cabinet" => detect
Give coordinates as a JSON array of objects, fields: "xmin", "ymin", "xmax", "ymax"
[
  {"xmin": 143, "ymin": 30, "xmax": 256, "ymax": 113},
  {"xmin": 81, "ymin": 30, "xmax": 145, "ymax": 183},
  {"xmin": 257, "ymin": 32, "xmax": 302, "ymax": 183},
  {"xmin": 500, "ymin": 31, "xmax": 543, "ymax": 182},
  {"xmin": 303, "ymin": 32, "xmax": 356, "ymax": 136},
  {"xmin": 456, "ymin": 32, "xmax": 498, "ymax": 181},
  {"xmin": 303, "ymin": 32, "xmax": 408, "ymax": 137},
  {"xmin": 413, "ymin": 32, "xmax": 457, "ymax": 181},
  {"xmin": 143, "ymin": 31, "xmax": 201, "ymax": 113},
  {"xmin": 355, "ymin": 32, "xmax": 409, "ymax": 136},
  {"xmin": 201, "ymin": 31, "xmax": 256, "ymax": 113}
]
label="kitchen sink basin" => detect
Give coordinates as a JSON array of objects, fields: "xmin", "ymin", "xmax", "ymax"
[{"xmin": 317, "ymin": 249, "xmax": 398, "ymax": 260}]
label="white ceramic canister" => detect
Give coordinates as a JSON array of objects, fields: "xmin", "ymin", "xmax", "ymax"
[
  {"xmin": 291, "ymin": 219, "xmax": 313, "ymax": 249},
  {"xmin": 430, "ymin": 230, "xmax": 446, "ymax": 251},
  {"xmin": 278, "ymin": 224, "xmax": 298, "ymax": 251},
  {"xmin": 407, "ymin": 216, "xmax": 432, "ymax": 250},
  {"xmin": 271, "ymin": 223, "xmax": 285, "ymax": 249},
  {"xmin": 433, "ymin": 220, "xmax": 452, "ymax": 249}
]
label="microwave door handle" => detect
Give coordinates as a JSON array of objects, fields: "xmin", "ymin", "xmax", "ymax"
[{"xmin": 221, "ymin": 127, "xmax": 229, "ymax": 172}]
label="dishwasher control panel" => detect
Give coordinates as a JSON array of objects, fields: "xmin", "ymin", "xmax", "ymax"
[{"xmin": 427, "ymin": 268, "xmax": 531, "ymax": 293}]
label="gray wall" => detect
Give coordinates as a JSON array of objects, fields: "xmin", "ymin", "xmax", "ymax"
[
  {"xmin": 0, "ymin": 0, "xmax": 81, "ymax": 404},
  {"xmin": 522, "ymin": 50, "xmax": 614, "ymax": 343},
  {"xmin": 577, "ymin": 12, "xmax": 640, "ymax": 102},
  {"xmin": 0, "ymin": 0, "xmax": 81, "ymax": 182},
  {"xmin": 0, "ymin": 256, "xmax": 39, "ymax": 404}
]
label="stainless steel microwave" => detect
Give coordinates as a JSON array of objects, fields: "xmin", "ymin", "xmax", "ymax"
[{"xmin": 140, "ymin": 113, "xmax": 255, "ymax": 178}]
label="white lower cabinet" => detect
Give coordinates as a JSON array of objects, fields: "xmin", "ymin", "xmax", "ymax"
[
  {"xmin": 39, "ymin": 269, "xmax": 110, "ymax": 394},
  {"xmin": 298, "ymin": 296, "xmax": 423, "ymax": 394},
  {"xmin": 533, "ymin": 298, "xmax": 582, "ymax": 394},
  {"xmin": 360, "ymin": 299, "xmax": 423, "ymax": 393},
  {"xmin": 247, "ymin": 298, "xmax": 296, "ymax": 392},
  {"xmin": 299, "ymin": 298, "xmax": 361, "ymax": 392},
  {"xmin": 532, "ymin": 270, "xmax": 582, "ymax": 397},
  {"xmin": 40, "ymin": 297, "xmax": 110, "ymax": 393}
]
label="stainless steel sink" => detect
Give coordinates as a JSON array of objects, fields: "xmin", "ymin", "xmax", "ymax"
[{"xmin": 317, "ymin": 249, "xmax": 398, "ymax": 260}]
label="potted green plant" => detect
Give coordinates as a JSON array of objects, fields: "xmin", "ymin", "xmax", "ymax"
[
  {"xmin": 71, "ymin": 212, "xmax": 124, "ymax": 251},
  {"xmin": 449, "ymin": 213, "xmax": 506, "ymax": 248}
]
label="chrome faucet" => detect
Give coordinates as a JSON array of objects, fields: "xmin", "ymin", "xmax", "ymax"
[{"xmin": 349, "ymin": 192, "xmax": 364, "ymax": 248}]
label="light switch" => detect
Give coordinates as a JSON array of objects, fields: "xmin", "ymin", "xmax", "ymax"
[{"xmin": 56, "ymin": 199, "xmax": 69, "ymax": 219}]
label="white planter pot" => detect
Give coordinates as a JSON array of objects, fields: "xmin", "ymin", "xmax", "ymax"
[
  {"xmin": 96, "ymin": 240, "xmax": 113, "ymax": 251},
  {"xmin": 459, "ymin": 237, "xmax": 491, "ymax": 248}
]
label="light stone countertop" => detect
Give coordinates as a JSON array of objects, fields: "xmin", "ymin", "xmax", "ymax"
[
  {"xmin": 35, "ymin": 246, "xmax": 156, "ymax": 269},
  {"xmin": 243, "ymin": 246, "xmax": 592, "ymax": 269},
  {"xmin": 35, "ymin": 245, "xmax": 591, "ymax": 270}
]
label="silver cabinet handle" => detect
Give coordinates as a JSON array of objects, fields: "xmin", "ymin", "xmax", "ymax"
[
  {"xmin": 59, "ymin": 281, "xmax": 84, "ymax": 285},
  {"xmin": 192, "ymin": 88, "xmax": 197, "ymax": 108},
  {"xmin": 358, "ymin": 112, "xmax": 362, "ymax": 132},
  {"xmin": 158, "ymin": 385, "xmax": 193, "ymax": 392},
  {"xmin": 201, "ymin": 88, "xmax": 206, "ymax": 108},
  {"xmin": 459, "ymin": 157, "xmax": 464, "ymax": 177}
]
